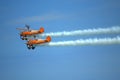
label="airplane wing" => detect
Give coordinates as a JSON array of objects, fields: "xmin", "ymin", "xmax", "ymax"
[{"xmin": 16, "ymin": 28, "xmax": 27, "ymax": 31}]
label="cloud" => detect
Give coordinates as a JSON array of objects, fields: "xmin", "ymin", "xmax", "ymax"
[{"xmin": 8, "ymin": 13, "xmax": 67, "ymax": 25}]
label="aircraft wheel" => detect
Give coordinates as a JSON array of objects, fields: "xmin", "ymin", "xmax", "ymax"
[
  {"xmin": 21, "ymin": 38, "xmax": 24, "ymax": 40},
  {"xmin": 34, "ymin": 35, "xmax": 36, "ymax": 39},
  {"xmin": 25, "ymin": 38, "xmax": 27, "ymax": 40},
  {"xmin": 31, "ymin": 45, "xmax": 35, "ymax": 49},
  {"xmin": 21, "ymin": 37, "xmax": 24, "ymax": 40},
  {"xmin": 27, "ymin": 47, "xmax": 31, "ymax": 49},
  {"xmin": 32, "ymin": 47, "xmax": 35, "ymax": 50},
  {"xmin": 20, "ymin": 36, "xmax": 24, "ymax": 40},
  {"xmin": 27, "ymin": 44, "xmax": 31, "ymax": 49}
]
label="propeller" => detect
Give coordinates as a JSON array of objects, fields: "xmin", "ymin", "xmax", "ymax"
[
  {"xmin": 16, "ymin": 24, "xmax": 31, "ymax": 32},
  {"xmin": 25, "ymin": 24, "xmax": 31, "ymax": 31}
]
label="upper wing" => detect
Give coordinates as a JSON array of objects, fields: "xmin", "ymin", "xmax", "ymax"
[{"xmin": 16, "ymin": 28, "xmax": 27, "ymax": 31}]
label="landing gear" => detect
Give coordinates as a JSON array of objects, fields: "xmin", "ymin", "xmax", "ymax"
[
  {"xmin": 27, "ymin": 47, "xmax": 31, "ymax": 49},
  {"xmin": 27, "ymin": 44, "xmax": 35, "ymax": 50},
  {"xmin": 34, "ymin": 35, "xmax": 36, "ymax": 39},
  {"xmin": 32, "ymin": 46, "xmax": 35, "ymax": 50},
  {"xmin": 27, "ymin": 44, "xmax": 30, "ymax": 49},
  {"xmin": 21, "ymin": 37, "xmax": 24, "ymax": 40},
  {"xmin": 20, "ymin": 36, "xmax": 28, "ymax": 40},
  {"xmin": 25, "ymin": 37, "xmax": 27, "ymax": 40},
  {"xmin": 20, "ymin": 36, "xmax": 24, "ymax": 40}
]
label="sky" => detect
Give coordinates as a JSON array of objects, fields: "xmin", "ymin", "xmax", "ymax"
[{"xmin": 0, "ymin": 0, "xmax": 120, "ymax": 80}]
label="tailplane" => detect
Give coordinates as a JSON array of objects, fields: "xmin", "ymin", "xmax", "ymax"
[
  {"xmin": 39, "ymin": 27, "xmax": 44, "ymax": 33},
  {"xmin": 46, "ymin": 36, "xmax": 51, "ymax": 42}
]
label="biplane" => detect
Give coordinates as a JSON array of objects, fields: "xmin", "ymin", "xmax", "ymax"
[
  {"xmin": 17, "ymin": 25, "xmax": 44, "ymax": 40},
  {"xmin": 26, "ymin": 36, "xmax": 51, "ymax": 49}
]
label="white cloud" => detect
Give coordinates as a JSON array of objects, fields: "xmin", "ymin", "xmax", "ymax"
[{"xmin": 8, "ymin": 13, "xmax": 67, "ymax": 25}]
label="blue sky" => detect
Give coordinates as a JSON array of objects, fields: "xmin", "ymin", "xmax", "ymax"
[{"xmin": 0, "ymin": 0, "xmax": 120, "ymax": 80}]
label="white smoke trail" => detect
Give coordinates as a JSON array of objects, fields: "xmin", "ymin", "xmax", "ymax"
[
  {"xmin": 44, "ymin": 36, "xmax": 120, "ymax": 46},
  {"xmin": 41, "ymin": 26, "xmax": 120, "ymax": 37}
]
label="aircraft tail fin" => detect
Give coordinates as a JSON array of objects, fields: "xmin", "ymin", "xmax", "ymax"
[
  {"xmin": 46, "ymin": 36, "xmax": 51, "ymax": 42},
  {"xmin": 39, "ymin": 27, "xmax": 44, "ymax": 33}
]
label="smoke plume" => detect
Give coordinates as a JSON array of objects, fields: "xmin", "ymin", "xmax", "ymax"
[
  {"xmin": 41, "ymin": 26, "xmax": 120, "ymax": 37},
  {"xmin": 43, "ymin": 36, "xmax": 120, "ymax": 46}
]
